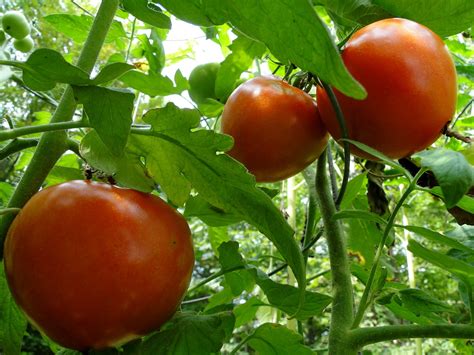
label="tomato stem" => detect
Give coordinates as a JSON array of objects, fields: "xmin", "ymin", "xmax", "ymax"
[
  {"xmin": 0, "ymin": 0, "xmax": 120, "ymax": 255},
  {"xmin": 315, "ymin": 150, "xmax": 355, "ymax": 354},
  {"xmin": 348, "ymin": 325, "xmax": 474, "ymax": 349},
  {"xmin": 319, "ymin": 81, "xmax": 351, "ymax": 209}
]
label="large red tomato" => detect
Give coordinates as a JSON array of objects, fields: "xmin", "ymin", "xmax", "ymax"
[
  {"xmin": 221, "ymin": 76, "xmax": 328, "ymax": 182},
  {"xmin": 4, "ymin": 180, "xmax": 194, "ymax": 350},
  {"xmin": 317, "ymin": 18, "xmax": 457, "ymax": 160}
]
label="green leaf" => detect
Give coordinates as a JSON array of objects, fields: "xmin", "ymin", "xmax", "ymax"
[
  {"xmin": 333, "ymin": 209, "xmax": 387, "ymax": 225},
  {"xmin": 416, "ymin": 148, "xmax": 474, "ymax": 208},
  {"xmin": 339, "ymin": 172, "xmax": 367, "ymax": 210},
  {"xmin": 184, "ymin": 195, "xmax": 242, "ymax": 227},
  {"xmin": 158, "ymin": 0, "xmax": 366, "ymax": 99},
  {"xmin": 234, "ymin": 297, "xmax": 262, "ymax": 328},
  {"xmin": 43, "ymin": 14, "xmax": 127, "ymax": 43},
  {"xmin": 92, "ymin": 62, "xmax": 135, "ymax": 85},
  {"xmin": 155, "ymin": 0, "xmax": 221, "ymax": 27},
  {"xmin": 121, "ymin": 0, "xmax": 171, "ymax": 29},
  {"xmin": 215, "ymin": 35, "xmax": 266, "ymax": 102},
  {"xmin": 247, "ymin": 323, "xmax": 314, "ymax": 354},
  {"xmin": 137, "ymin": 32, "xmax": 165, "ymax": 74},
  {"xmin": 0, "ymin": 264, "xmax": 27, "ymax": 355},
  {"xmin": 208, "ymin": 227, "xmax": 231, "ymax": 255},
  {"xmin": 345, "ymin": 139, "xmax": 407, "ymax": 173},
  {"xmin": 73, "ymin": 86, "xmax": 134, "ymax": 156},
  {"xmin": 218, "ymin": 242, "xmax": 255, "ymax": 296},
  {"xmin": 140, "ymin": 312, "xmax": 235, "ymax": 355},
  {"xmin": 397, "ymin": 225, "xmax": 474, "ymax": 254},
  {"xmin": 216, "ymin": 242, "xmax": 331, "ymax": 321},
  {"xmin": 120, "ymin": 70, "xmax": 185, "ymax": 96},
  {"xmin": 398, "ymin": 288, "xmax": 454, "ymax": 316},
  {"xmin": 129, "ymin": 103, "xmax": 306, "ymax": 293},
  {"xmin": 427, "ymin": 187, "xmax": 474, "ymax": 214},
  {"xmin": 251, "ymin": 268, "xmax": 332, "ymax": 321},
  {"xmin": 320, "ymin": 0, "xmax": 389, "ymax": 36},
  {"xmin": 408, "ymin": 240, "xmax": 474, "ymax": 285},
  {"xmin": 80, "ymin": 131, "xmax": 155, "ymax": 192},
  {"xmin": 372, "ymin": 0, "xmax": 474, "ymax": 37},
  {"xmin": 20, "ymin": 49, "xmax": 90, "ymax": 91}
]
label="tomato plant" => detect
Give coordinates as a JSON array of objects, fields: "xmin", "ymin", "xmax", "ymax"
[
  {"xmin": 221, "ymin": 76, "xmax": 328, "ymax": 182},
  {"xmin": 1, "ymin": 1, "xmax": 474, "ymax": 354},
  {"xmin": 4, "ymin": 180, "xmax": 194, "ymax": 350},
  {"xmin": 317, "ymin": 18, "xmax": 457, "ymax": 159}
]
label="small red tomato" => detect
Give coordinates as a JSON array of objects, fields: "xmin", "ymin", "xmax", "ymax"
[
  {"xmin": 221, "ymin": 76, "xmax": 328, "ymax": 182},
  {"xmin": 4, "ymin": 180, "xmax": 194, "ymax": 350},
  {"xmin": 317, "ymin": 18, "xmax": 457, "ymax": 160}
]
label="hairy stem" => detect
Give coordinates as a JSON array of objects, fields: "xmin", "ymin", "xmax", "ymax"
[
  {"xmin": 349, "ymin": 325, "xmax": 474, "ymax": 349},
  {"xmin": 315, "ymin": 151, "xmax": 354, "ymax": 354},
  {"xmin": 0, "ymin": 0, "xmax": 120, "ymax": 254}
]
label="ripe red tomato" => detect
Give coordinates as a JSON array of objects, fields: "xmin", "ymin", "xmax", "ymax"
[
  {"xmin": 221, "ymin": 76, "xmax": 328, "ymax": 182},
  {"xmin": 4, "ymin": 180, "xmax": 194, "ymax": 350},
  {"xmin": 317, "ymin": 18, "xmax": 457, "ymax": 160}
]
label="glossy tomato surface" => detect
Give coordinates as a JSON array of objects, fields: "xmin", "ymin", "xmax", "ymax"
[
  {"xmin": 221, "ymin": 76, "xmax": 328, "ymax": 182},
  {"xmin": 317, "ymin": 18, "xmax": 457, "ymax": 159},
  {"xmin": 4, "ymin": 180, "xmax": 194, "ymax": 350}
]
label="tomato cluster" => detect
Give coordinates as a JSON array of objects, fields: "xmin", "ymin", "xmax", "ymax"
[
  {"xmin": 1, "ymin": 10, "xmax": 35, "ymax": 52},
  {"xmin": 221, "ymin": 18, "xmax": 456, "ymax": 180},
  {"xmin": 4, "ymin": 181, "xmax": 194, "ymax": 350}
]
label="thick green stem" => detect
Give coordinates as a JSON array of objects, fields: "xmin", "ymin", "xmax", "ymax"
[
  {"xmin": 0, "ymin": 0, "xmax": 120, "ymax": 254},
  {"xmin": 315, "ymin": 151, "xmax": 354, "ymax": 354},
  {"xmin": 348, "ymin": 325, "xmax": 474, "ymax": 349},
  {"xmin": 352, "ymin": 168, "xmax": 427, "ymax": 328}
]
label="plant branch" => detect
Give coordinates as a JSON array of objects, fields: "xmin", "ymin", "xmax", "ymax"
[
  {"xmin": 0, "ymin": 138, "xmax": 38, "ymax": 160},
  {"xmin": 0, "ymin": 120, "xmax": 85, "ymax": 142},
  {"xmin": 320, "ymin": 81, "xmax": 351, "ymax": 209},
  {"xmin": 187, "ymin": 266, "xmax": 245, "ymax": 294},
  {"xmin": 0, "ymin": 0, "xmax": 120, "ymax": 255},
  {"xmin": 349, "ymin": 325, "xmax": 474, "ymax": 349},
  {"xmin": 352, "ymin": 168, "xmax": 427, "ymax": 328},
  {"xmin": 315, "ymin": 150, "xmax": 354, "ymax": 353},
  {"xmin": 444, "ymin": 128, "xmax": 471, "ymax": 144}
]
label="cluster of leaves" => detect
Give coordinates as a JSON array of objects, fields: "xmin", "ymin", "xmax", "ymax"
[{"xmin": 0, "ymin": 0, "xmax": 474, "ymax": 354}]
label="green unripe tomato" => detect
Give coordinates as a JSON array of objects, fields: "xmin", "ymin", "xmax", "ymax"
[
  {"xmin": 188, "ymin": 62, "xmax": 220, "ymax": 104},
  {"xmin": 13, "ymin": 36, "xmax": 34, "ymax": 53},
  {"xmin": 0, "ymin": 31, "xmax": 6, "ymax": 46},
  {"xmin": 2, "ymin": 11, "xmax": 31, "ymax": 39}
]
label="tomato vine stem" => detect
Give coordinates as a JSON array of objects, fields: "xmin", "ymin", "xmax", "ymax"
[
  {"xmin": 315, "ymin": 150, "xmax": 355, "ymax": 354},
  {"xmin": 319, "ymin": 81, "xmax": 351, "ymax": 209}
]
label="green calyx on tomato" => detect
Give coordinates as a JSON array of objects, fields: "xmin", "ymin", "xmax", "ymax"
[
  {"xmin": 188, "ymin": 62, "xmax": 220, "ymax": 104},
  {"xmin": 4, "ymin": 180, "xmax": 195, "ymax": 350},
  {"xmin": 2, "ymin": 10, "xmax": 31, "ymax": 40},
  {"xmin": 317, "ymin": 18, "xmax": 457, "ymax": 160},
  {"xmin": 221, "ymin": 76, "xmax": 328, "ymax": 182}
]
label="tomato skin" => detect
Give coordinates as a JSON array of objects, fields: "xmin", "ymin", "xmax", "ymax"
[
  {"xmin": 316, "ymin": 18, "xmax": 457, "ymax": 160},
  {"xmin": 4, "ymin": 181, "xmax": 194, "ymax": 350},
  {"xmin": 221, "ymin": 76, "xmax": 328, "ymax": 182}
]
